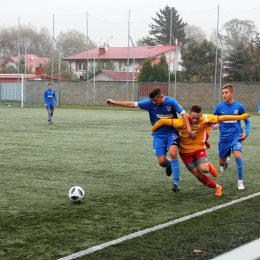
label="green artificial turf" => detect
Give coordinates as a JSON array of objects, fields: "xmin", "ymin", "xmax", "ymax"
[{"xmin": 0, "ymin": 107, "xmax": 259, "ymax": 260}]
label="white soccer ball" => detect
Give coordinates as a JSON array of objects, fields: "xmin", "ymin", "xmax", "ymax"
[{"xmin": 68, "ymin": 186, "xmax": 85, "ymax": 202}]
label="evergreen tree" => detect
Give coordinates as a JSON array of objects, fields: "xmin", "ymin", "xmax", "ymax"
[
  {"xmin": 142, "ymin": 5, "xmax": 188, "ymax": 46},
  {"xmin": 151, "ymin": 54, "xmax": 169, "ymax": 82},
  {"xmin": 138, "ymin": 54, "xmax": 169, "ymax": 82},
  {"xmin": 138, "ymin": 58, "xmax": 153, "ymax": 82},
  {"xmin": 223, "ymin": 43, "xmax": 246, "ymax": 81},
  {"xmin": 180, "ymin": 39, "xmax": 220, "ymax": 81}
]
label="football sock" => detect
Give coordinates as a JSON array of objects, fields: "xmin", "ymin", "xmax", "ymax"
[
  {"xmin": 235, "ymin": 157, "xmax": 244, "ymax": 180},
  {"xmin": 199, "ymin": 174, "xmax": 216, "ymax": 188},
  {"xmin": 48, "ymin": 113, "xmax": 52, "ymax": 120},
  {"xmin": 171, "ymin": 159, "xmax": 180, "ymax": 185},
  {"xmin": 165, "ymin": 159, "xmax": 171, "ymax": 168}
]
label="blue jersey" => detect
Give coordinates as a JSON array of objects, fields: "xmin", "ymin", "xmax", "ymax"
[
  {"xmin": 43, "ymin": 89, "xmax": 57, "ymax": 105},
  {"xmin": 137, "ymin": 96, "xmax": 184, "ymax": 135},
  {"xmin": 213, "ymin": 101, "xmax": 250, "ymax": 142}
]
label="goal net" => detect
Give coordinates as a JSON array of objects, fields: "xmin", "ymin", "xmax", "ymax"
[{"xmin": 0, "ymin": 74, "xmax": 25, "ymax": 108}]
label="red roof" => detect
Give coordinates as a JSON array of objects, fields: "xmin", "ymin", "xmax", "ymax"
[
  {"xmin": 93, "ymin": 70, "xmax": 139, "ymax": 81},
  {"xmin": 10, "ymin": 54, "xmax": 50, "ymax": 72},
  {"xmin": 0, "ymin": 74, "xmax": 65, "ymax": 82},
  {"xmin": 63, "ymin": 45, "xmax": 181, "ymax": 61}
]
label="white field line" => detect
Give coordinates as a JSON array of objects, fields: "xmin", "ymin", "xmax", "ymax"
[{"xmin": 57, "ymin": 192, "xmax": 260, "ymax": 260}]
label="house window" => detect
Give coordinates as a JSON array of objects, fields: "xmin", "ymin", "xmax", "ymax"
[{"xmin": 77, "ymin": 62, "xmax": 86, "ymax": 71}]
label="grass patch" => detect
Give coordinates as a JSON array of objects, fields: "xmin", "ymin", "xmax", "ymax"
[{"xmin": 0, "ymin": 107, "xmax": 259, "ymax": 260}]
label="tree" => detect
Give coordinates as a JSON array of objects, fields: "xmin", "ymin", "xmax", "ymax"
[
  {"xmin": 43, "ymin": 52, "xmax": 77, "ymax": 80},
  {"xmin": 220, "ymin": 19, "xmax": 257, "ymax": 50},
  {"xmin": 151, "ymin": 54, "xmax": 169, "ymax": 82},
  {"xmin": 138, "ymin": 54, "xmax": 169, "ymax": 82},
  {"xmin": 180, "ymin": 39, "xmax": 221, "ymax": 81},
  {"xmin": 0, "ymin": 24, "xmax": 52, "ymax": 59},
  {"xmin": 243, "ymin": 33, "xmax": 260, "ymax": 81},
  {"xmin": 138, "ymin": 58, "xmax": 153, "ymax": 82},
  {"xmin": 141, "ymin": 5, "xmax": 188, "ymax": 46},
  {"xmin": 185, "ymin": 24, "xmax": 207, "ymax": 44},
  {"xmin": 136, "ymin": 38, "xmax": 148, "ymax": 46},
  {"xmin": 223, "ymin": 43, "xmax": 247, "ymax": 81},
  {"xmin": 57, "ymin": 29, "xmax": 94, "ymax": 58},
  {"xmin": 0, "ymin": 26, "xmax": 13, "ymax": 66}
]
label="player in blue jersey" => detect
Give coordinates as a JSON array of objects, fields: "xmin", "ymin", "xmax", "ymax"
[
  {"xmin": 106, "ymin": 87, "xmax": 196, "ymax": 192},
  {"xmin": 43, "ymin": 83, "xmax": 58, "ymax": 124},
  {"xmin": 213, "ymin": 84, "xmax": 250, "ymax": 190}
]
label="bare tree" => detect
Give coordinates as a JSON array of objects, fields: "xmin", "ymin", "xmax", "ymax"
[
  {"xmin": 57, "ymin": 29, "xmax": 95, "ymax": 58},
  {"xmin": 220, "ymin": 19, "xmax": 257, "ymax": 50},
  {"xmin": 185, "ymin": 24, "xmax": 207, "ymax": 44}
]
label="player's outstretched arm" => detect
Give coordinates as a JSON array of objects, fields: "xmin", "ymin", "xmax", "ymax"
[
  {"xmin": 217, "ymin": 113, "xmax": 250, "ymax": 122},
  {"xmin": 151, "ymin": 118, "xmax": 185, "ymax": 132},
  {"xmin": 106, "ymin": 99, "xmax": 135, "ymax": 108}
]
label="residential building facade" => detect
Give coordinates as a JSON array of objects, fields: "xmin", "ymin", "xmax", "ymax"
[{"xmin": 63, "ymin": 45, "xmax": 182, "ymax": 78}]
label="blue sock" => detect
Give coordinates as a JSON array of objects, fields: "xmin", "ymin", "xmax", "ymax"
[
  {"xmin": 171, "ymin": 159, "xmax": 180, "ymax": 185},
  {"xmin": 235, "ymin": 157, "xmax": 244, "ymax": 180},
  {"xmin": 48, "ymin": 113, "xmax": 52, "ymax": 120}
]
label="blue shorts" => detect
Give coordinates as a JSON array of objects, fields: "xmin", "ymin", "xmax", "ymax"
[
  {"xmin": 153, "ymin": 132, "xmax": 180, "ymax": 157},
  {"xmin": 218, "ymin": 138, "xmax": 243, "ymax": 158},
  {"xmin": 46, "ymin": 104, "xmax": 54, "ymax": 111}
]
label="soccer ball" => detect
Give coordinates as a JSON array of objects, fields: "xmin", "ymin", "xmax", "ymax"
[{"xmin": 68, "ymin": 186, "xmax": 85, "ymax": 202}]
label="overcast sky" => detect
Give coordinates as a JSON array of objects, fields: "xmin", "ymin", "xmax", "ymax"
[{"xmin": 0, "ymin": 0, "xmax": 260, "ymax": 46}]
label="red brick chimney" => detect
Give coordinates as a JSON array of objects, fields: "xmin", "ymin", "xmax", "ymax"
[
  {"xmin": 99, "ymin": 47, "xmax": 106, "ymax": 55},
  {"xmin": 35, "ymin": 67, "xmax": 44, "ymax": 75}
]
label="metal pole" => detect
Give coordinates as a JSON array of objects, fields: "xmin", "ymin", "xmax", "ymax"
[
  {"xmin": 213, "ymin": 5, "xmax": 219, "ymax": 108},
  {"xmin": 126, "ymin": 9, "xmax": 130, "ymax": 101},
  {"xmin": 52, "ymin": 14, "xmax": 54, "ymax": 84},
  {"xmin": 86, "ymin": 12, "xmax": 89, "ymax": 104},
  {"xmin": 53, "ymin": 38, "xmax": 61, "ymax": 106},
  {"xmin": 129, "ymin": 35, "xmax": 135, "ymax": 101},
  {"xmin": 88, "ymin": 37, "xmax": 96, "ymax": 104},
  {"xmin": 18, "ymin": 16, "xmax": 20, "ymax": 80},
  {"xmin": 58, "ymin": 47, "xmax": 60, "ymax": 105},
  {"xmin": 218, "ymin": 34, "xmax": 223, "ymax": 103},
  {"xmin": 168, "ymin": 8, "xmax": 172, "ymax": 96},
  {"xmin": 174, "ymin": 39, "xmax": 178, "ymax": 99},
  {"xmin": 21, "ymin": 74, "xmax": 24, "ymax": 108},
  {"xmin": 24, "ymin": 47, "xmax": 26, "ymax": 95}
]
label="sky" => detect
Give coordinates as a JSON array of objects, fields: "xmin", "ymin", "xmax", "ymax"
[{"xmin": 0, "ymin": 0, "xmax": 260, "ymax": 46}]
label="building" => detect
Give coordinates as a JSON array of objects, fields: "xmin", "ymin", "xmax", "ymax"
[
  {"xmin": 63, "ymin": 45, "xmax": 182, "ymax": 78},
  {"xmin": 0, "ymin": 67, "xmax": 65, "ymax": 83},
  {"xmin": 4, "ymin": 54, "xmax": 50, "ymax": 73}
]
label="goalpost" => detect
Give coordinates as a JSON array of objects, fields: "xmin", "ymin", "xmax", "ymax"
[{"xmin": 0, "ymin": 74, "xmax": 24, "ymax": 108}]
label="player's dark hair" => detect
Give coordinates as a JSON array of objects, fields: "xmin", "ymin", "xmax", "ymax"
[
  {"xmin": 190, "ymin": 104, "xmax": 202, "ymax": 113},
  {"xmin": 48, "ymin": 82, "xmax": 53, "ymax": 87},
  {"xmin": 149, "ymin": 87, "xmax": 162, "ymax": 99}
]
